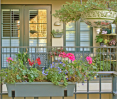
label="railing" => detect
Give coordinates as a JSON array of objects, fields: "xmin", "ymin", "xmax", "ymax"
[
  {"xmin": 0, "ymin": 46, "xmax": 117, "ymax": 99},
  {"xmin": 1, "ymin": 46, "xmax": 117, "ymax": 71}
]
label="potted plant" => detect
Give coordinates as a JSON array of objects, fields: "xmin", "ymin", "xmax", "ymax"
[
  {"xmin": 109, "ymin": 39, "xmax": 116, "ymax": 46},
  {"xmin": 53, "ymin": 0, "xmax": 117, "ymax": 28},
  {"xmin": 0, "ymin": 52, "xmax": 98, "ymax": 97},
  {"xmin": 49, "ymin": 47, "xmax": 67, "ymax": 62},
  {"xmin": 51, "ymin": 29, "xmax": 63, "ymax": 38},
  {"xmin": 95, "ymin": 33, "xmax": 104, "ymax": 46}
]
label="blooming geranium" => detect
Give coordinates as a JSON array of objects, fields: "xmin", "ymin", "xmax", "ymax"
[
  {"xmin": 59, "ymin": 52, "xmax": 67, "ymax": 58},
  {"xmin": 6, "ymin": 57, "xmax": 13, "ymax": 63},
  {"xmin": 86, "ymin": 56, "xmax": 92, "ymax": 64},
  {"xmin": 66, "ymin": 53, "xmax": 75, "ymax": 61},
  {"xmin": 28, "ymin": 57, "xmax": 41, "ymax": 66},
  {"xmin": 36, "ymin": 57, "xmax": 41, "ymax": 65},
  {"xmin": 59, "ymin": 52, "xmax": 75, "ymax": 61},
  {"xmin": 28, "ymin": 59, "xmax": 34, "ymax": 66}
]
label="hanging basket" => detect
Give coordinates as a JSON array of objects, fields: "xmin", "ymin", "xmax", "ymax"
[
  {"xmin": 81, "ymin": 10, "xmax": 117, "ymax": 28},
  {"xmin": 53, "ymin": 33, "xmax": 63, "ymax": 38}
]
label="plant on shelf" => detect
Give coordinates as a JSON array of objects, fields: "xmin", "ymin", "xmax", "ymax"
[
  {"xmin": 109, "ymin": 39, "xmax": 116, "ymax": 46},
  {"xmin": 0, "ymin": 52, "xmax": 98, "ymax": 97},
  {"xmin": 95, "ymin": 32, "xmax": 110, "ymax": 46},
  {"xmin": 53, "ymin": 0, "xmax": 117, "ymax": 27},
  {"xmin": 51, "ymin": 29, "xmax": 63, "ymax": 38},
  {"xmin": 95, "ymin": 33, "xmax": 104, "ymax": 44}
]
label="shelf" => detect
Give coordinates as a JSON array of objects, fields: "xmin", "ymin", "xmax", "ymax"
[
  {"xmin": 102, "ymin": 34, "xmax": 117, "ymax": 36},
  {"xmin": 104, "ymin": 60, "xmax": 117, "ymax": 61}
]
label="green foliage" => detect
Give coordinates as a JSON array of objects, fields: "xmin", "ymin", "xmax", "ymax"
[
  {"xmin": 93, "ymin": 48, "xmax": 115, "ymax": 71},
  {"xmin": 0, "ymin": 53, "xmax": 98, "ymax": 87},
  {"xmin": 16, "ymin": 52, "xmax": 29, "ymax": 64},
  {"xmin": 95, "ymin": 35, "xmax": 104, "ymax": 43},
  {"xmin": 51, "ymin": 29, "xmax": 63, "ymax": 36},
  {"xmin": 53, "ymin": 0, "xmax": 117, "ymax": 22}
]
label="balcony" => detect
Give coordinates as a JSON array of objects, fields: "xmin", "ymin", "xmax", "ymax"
[{"xmin": 0, "ymin": 46, "xmax": 117, "ymax": 99}]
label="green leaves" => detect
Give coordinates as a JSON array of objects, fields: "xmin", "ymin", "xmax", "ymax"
[
  {"xmin": 53, "ymin": 0, "xmax": 117, "ymax": 22},
  {"xmin": 16, "ymin": 75, "xmax": 21, "ymax": 80}
]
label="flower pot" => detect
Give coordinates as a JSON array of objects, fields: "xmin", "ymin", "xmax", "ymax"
[
  {"xmin": 81, "ymin": 10, "xmax": 117, "ymax": 28},
  {"xmin": 53, "ymin": 34, "xmax": 62, "ymax": 38},
  {"xmin": 6, "ymin": 82, "xmax": 75, "ymax": 97}
]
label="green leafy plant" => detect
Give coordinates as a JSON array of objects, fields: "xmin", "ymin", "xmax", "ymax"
[
  {"xmin": 95, "ymin": 34, "xmax": 104, "ymax": 43},
  {"xmin": 0, "ymin": 52, "xmax": 98, "ymax": 87},
  {"xmin": 53, "ymin": 0, "xmax": 117, "ymax": 22},
  {"xmin": 51, "ymin": 29, "xmax": 63, "ymax": 36}
]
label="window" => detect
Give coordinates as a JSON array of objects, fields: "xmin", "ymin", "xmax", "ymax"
[{"xmin": 64, "ymin": 21, "xmax": 93, "ymax": 51}]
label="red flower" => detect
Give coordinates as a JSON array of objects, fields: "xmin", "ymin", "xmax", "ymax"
[
  {"xmin": 28, "ymin": 58, "xmax": 34, "ymax": 66},
  {"xmin": 36, "ymin": 57, "xmax": 41, "ymax": 65},
  {"xmin": 29, "ymin": 61, "xmax": 34, "ymax": 66},
  {"xmin": 28, "ymin": 58, "xmax": 31, "ymax": 62}
]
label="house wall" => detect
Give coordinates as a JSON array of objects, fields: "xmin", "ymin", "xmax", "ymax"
[{"xmin": 1, "ymin": 0, "xmax": 111, "ymax": 99}]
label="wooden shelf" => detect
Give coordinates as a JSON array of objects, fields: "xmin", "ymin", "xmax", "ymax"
[
  {"xmin": 102, "ymin": 34, "xmax": 117, "ymax": 36},
  {"xmin": 104, "ymin": 60, "xmax": 117, "ymax": 61}
]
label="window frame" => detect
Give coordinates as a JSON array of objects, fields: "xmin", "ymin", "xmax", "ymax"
[{"xmin": 63, "ymin": 20, "xmax": 93, "ymax": 52}]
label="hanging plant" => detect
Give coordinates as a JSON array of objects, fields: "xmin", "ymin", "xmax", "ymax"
[{"xmin": 53, "ymin": 0, "xmax": 117, "ymax": 27}]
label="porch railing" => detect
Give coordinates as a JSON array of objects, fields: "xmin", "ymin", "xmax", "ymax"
[
  {"xmin": 1, "ymin": 46, "xmax": 117, "ymax": 71},
  {"xmin": 0, "ymin": 46, "xmax": 117, "ymax": 99}
]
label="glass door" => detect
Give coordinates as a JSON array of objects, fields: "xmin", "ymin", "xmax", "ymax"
[
  {"xmin": 1, "ymin": 5, "xmax": 51, "ymax": 68},
  {"xmin": 24, "ymin": 5, "xmax": 51, "ymax": 48},
  {"xmin": 24, "ymin": 6, "xmax": 51, "ymax": 68}
]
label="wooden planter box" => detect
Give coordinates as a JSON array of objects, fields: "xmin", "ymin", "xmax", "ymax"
[{"xmin": 6, "ymin": 82, "xmax": 75, "ymax": 97}]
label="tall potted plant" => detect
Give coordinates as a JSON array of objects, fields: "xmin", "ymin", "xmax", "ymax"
[{"xmin": 0, "ymin": 52, "xmax": 98, "ymax": 97}]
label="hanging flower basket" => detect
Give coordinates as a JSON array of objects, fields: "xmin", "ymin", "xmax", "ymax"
[
  {"xmin": 6, "ymin": 82, "xmax": 75, "ymax": 97},
  {"xmin": 81, "ymin": 10, "xmax": 117, "ymax": 28}
]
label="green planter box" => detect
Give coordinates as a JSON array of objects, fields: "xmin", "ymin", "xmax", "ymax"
[
  {"xmin": 6, "ymin": 82, "xmax": 75, "ymax": 97},
  {"xmin": 53, "ymin": 34, "xmax": 62, "ymax": 38}
]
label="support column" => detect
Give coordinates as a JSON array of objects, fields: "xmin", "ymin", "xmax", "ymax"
[{"xmin": 112, "ymin": 74, "xmax": 117, "ymax": 99}]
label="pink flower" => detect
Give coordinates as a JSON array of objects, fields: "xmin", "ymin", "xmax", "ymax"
[
  {"xmin": 6, "ymin": 57, "xmax": 13, "ymax": 63},
  {"xmin": 67, "ymin": 53, "xmax": 75, "ymax": 61},
  {"xmin": 59, "ymin": 52, "xmax": 75, "ymax": 61},
  {"xmin": 86, "ymin": 56, "xmax": 92, "ymax": 64},
  {"xmin": 59, "ymin": 52, "xmax": 67, "ymax": 58}
]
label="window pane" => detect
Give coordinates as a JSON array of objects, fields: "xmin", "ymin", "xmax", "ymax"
[
  {"xmin": 66, "ymin": 31, "xmax": 75, "ymax": 41},
  {"xmin": 2, "ymin": 9, "xmax": 20, "ymax": 37},
  {"xmin": 29, "ymin": 10, "xmax": 47, "ymax": 23},
  {"xmin": 80, "ymin": 31, "xmax": 90, "ymax": 41},
  {"xmin": 2, "ymin": 39, "xmax": 10, "ymax": 46},
  {"xmin": 29, "ymin": 24, "xmax": 47, "ymax": 38},
  {"xmin": 29, "ymin": 39, "xmax": 47, "ymax": 46},
  {"xmin": 80, "ymin": 22, "xmax": 90, "ymax": 30},
  {"xmin": 66, "ymin": 21, "xmax": 75, "ymax": 30},
  {"xmin": 11, "ymin": 39, "xmax": 19, "ymax": 46},
  {"xmin": 80, "ymin": 42, "xmax": 90, "ymax": 51},
  {"xmin": 66, "ymin": 42, "xmax": 75, "ymax": 46}
]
